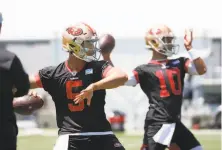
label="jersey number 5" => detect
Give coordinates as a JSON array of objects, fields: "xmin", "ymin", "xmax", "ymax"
[
  {"xmin": 66, "ymin": 80, "xmax": 84, "ymax": 112},
  {"xmin": 155, "ymin": 68, "xmax": 182, "ymax": 98}
]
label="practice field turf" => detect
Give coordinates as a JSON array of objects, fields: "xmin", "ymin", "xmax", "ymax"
[{"xmin": 17, "ymin": 129, "xmax": 221, "ymax": 150}]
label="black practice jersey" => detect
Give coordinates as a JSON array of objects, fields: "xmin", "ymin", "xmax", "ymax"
[
  {"xmin": 37, "ymin": 60, "xmax": 112, "ymax": 135},
  {"xmin": 0, "ymin": 49, "xmax": 29, "ymax": 140},
  {"xmin": 134, "ymin": 57, "xmax": 189, "ymax": 123}
]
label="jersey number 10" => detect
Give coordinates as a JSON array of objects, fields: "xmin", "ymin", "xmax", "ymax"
[
  {"xmin": 155, "ymin": 68, "xmax": 182, "ymax": 98},
  {"xmin": 66, "ymin": 80, "xmax": 84, "ymax": 112}
]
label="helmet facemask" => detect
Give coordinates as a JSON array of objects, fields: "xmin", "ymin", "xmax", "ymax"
[
  {"xmin": 157, "ymin": 36, "xmax": 180, "ymax": 57},
  {"xmin": 79, "ymin": 37, "xmax": 101, "ymax": 62}
]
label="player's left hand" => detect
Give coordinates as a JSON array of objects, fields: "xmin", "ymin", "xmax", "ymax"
[
  {"xmin": 74, "ymin": 84, "xmax": 94, "ymax": 106},
  {"xmin": 184, "ymin": 28, "xmax": 193, "ymax": 51}
]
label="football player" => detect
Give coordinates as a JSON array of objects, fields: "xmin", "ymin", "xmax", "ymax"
[
  {"xmin": 0, "ymin": 12, "xmax": 30, "ymax": 150},
  {"xmin": 28, "ymin": 22, "xmax": 127, "ymax": 150},
  {"xmin": 77, "ymin": 24, "xmax": 206, "ymax": 150},
  {"xmin": 127, "ymin": 25, "xmax": 206, "ymax": 150}
]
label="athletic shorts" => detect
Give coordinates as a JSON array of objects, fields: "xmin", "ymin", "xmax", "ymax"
[
  {"xmin": 53, "ymin": 134, "xmax": 125, "ymax": 150},
  {"xmin": 141, "ymin": 121, "xmax": 201, "ymax": 150}
]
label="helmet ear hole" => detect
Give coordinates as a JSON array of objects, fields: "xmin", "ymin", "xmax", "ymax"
[
  {"xmin": 151, "ymin": 40, "xmax": 159, "ymax": 47},
  {"xmin": 151, "ymin": 40, "xmax": 156, "ymax": 44},
  {"xmin": 68, "ymin": 44, "xmax": 76, "ymax": 52},
  {"xmin": 69, "ymin": 44, "xmax": 75, "ymax": 48}
]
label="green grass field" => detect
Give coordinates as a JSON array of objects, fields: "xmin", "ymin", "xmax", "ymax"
[{"xmin": 17, "ymin": 129, "xmax": 221, "ymax": 150}]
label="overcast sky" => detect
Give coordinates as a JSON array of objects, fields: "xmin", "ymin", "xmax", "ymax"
[{"xmin": 0, "ymin": 0, "xmax": 221, "ymax": 38}]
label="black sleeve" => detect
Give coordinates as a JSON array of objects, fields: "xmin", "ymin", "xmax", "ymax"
[
  {"xmin": 133, "ymin": 65, "xmax": 144, "ymax": 83},
  {"xmin": 38, "ymin": 66, "xmax": 55, "ymax": 92},
  {"xmin": 98, "ymin": 60, "xmax": 112, "ymax": 78},
  {"xmin": 11, "ymin": 55, "xmax": 30, "ymax": 97},
  {"xmin": 180, "ymin": 57, "xmax": 190, "ymax": 73}
]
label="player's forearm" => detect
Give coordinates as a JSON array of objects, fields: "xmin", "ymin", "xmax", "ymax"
[
  {"xmin": 92, "ymin": 71, "xmax": 127, "ymax": 91},
  {"xmin": 188, "ymin": 48, "xmax": 207, "ymax": 75},
  {"xmin": 29, "ymin": 75, "xmax": 40, "ymax": 89}
]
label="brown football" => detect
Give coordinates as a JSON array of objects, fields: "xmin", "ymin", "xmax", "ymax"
[
  {"xmin": 13, "ymin": 95, "xmax": 44, "ymax": 115},
  {"xmin": 99, "ymin": 34, "xmax": 115, "ymax": 54}
]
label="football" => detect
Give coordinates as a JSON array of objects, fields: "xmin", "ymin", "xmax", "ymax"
[
  {"xmin": 99, "ymin": 34, "xmax": 115, "ymax": 54},
  {"xmin": 13, "ymin": 95, "xmax": 44, "ymax": 115}
]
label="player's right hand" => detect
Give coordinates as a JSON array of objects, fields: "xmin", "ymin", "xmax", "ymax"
[{"xmin": 184, "ymin": 28, "xmax": 193, "ymax": 51}]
